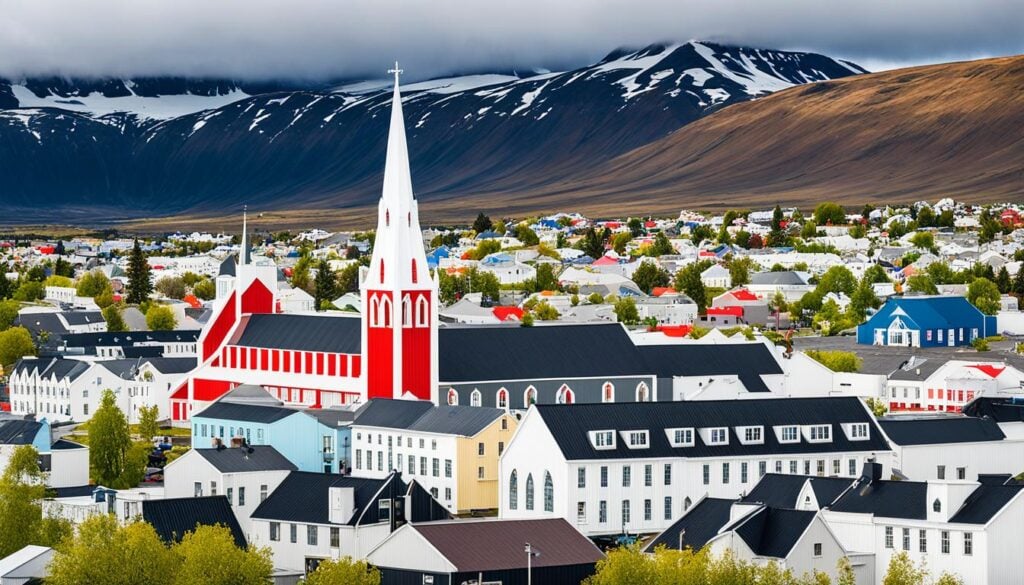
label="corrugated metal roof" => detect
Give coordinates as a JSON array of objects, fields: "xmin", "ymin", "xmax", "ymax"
[
  {"xmin": 194, "ymin": 445, "xmax": 297, "ymax": 473},
  {"xmin": 830, "ymin": 478, "xmax": 927, "ymax": 520},
  {"xmin": 535, "ymin": 397, "xmax": 890, "ymax": 461},
  {"xmin": 644, "ymin": 497, "xmax": 734, "ymax": 552},
  {"xmin": 411, "ymin": 518, "xmax": 604, "ymax": 572},
  {"xmin": 0, "ymin": 419, "xmax": 43, "ymax": 445},
  {"xmin": 235, "ymin": 313, "xmax": 361, "ymax": 353},
  {"xmin": 732, "ymin": 507, "xmax": 816, "ymax": 558},
  {"xmin": 251, "ymin": 471, "xmax": 389, "ymax": 525},
  {"xmin": 637, "ymin": 343, "xmax": 781, "ymax": 392},
  {"xmin": 879, "ymin": 416, "xmax": 1005, "ymax": 446},
  {"xmin": 193, "ymin": 401, "xmax": 298, "ymax": 424},
  {"xmin": 742, "ymin": 474, "xmax": 854, "ymax": 509},
  {"xmin": 142, "ymin": 496, "xmax": 246, "ymax": 547},
  {"xmin": 949, "ymin": 484, "xmax": 1024, "ymax": 524},
  {"xmin": 354, "ymin": 399, "xmax": 503, "ymax": 436}
]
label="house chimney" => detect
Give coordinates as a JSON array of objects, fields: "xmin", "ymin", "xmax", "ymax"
[{"xmin": 861, "ymin": 460, "xmax": 883, "ymax": 483}]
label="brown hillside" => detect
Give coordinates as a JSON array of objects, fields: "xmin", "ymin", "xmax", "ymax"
[{"xmin": 503, "ymin": 55, "xmax": 1024, "ymax": 215}]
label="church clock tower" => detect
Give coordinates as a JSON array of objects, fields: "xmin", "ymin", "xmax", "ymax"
[{"xmin": 360, "ymin": 64, "xmax": 439, "ymax": 403}]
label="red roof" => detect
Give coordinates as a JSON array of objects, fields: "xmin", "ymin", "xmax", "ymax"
[
  {"xmin": 183, "ymin": 294, "xmax": 202, "ymax": 309},
  {"xmin": 698, "ymin": 250, "xmax": 716, "ymax": 257},
  {"xmin": 603, "ymin": 222, "xmax": 621, "ymax": 229},
  {"xmin": 651, "ymin": 287, "xmax": 674, "ymax": 297},
  {"xmin": 730, "ymin": 289, "xmax": 759, "ymax": 301},
  {"xmin": 655, "ymin": 324, "xmax": 693, "ymax": 337},
  {"xmin": 37, "ymin": 246, "xmax": 55, "ymax": 255},
  {"xmin": 592, "ymin": 255, "xmax": 618, "ymax": 266},
  {"xmin": 967, "ymin": 364, "xmax": 1006, "ymax": 378},
  {"xmin": 492, "ymin": 306, "xmax": 524, "ymax": 322},
  {"xmin": 707, "ymin": 306, "xmax": 744, "ymax": 317},
  {"xmin": 644, "ymin": 220, "xmax": 657, "ymax": 228}
]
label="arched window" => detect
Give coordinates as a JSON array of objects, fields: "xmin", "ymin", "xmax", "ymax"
[
  {"xmin": 369, "ymin": 296, "xmax": 380, "ymax": 327},
  {"xmin": 497, "ymin": 388, "xmax": 508, "ymax": 410},
  {"xmin": 933, "ymin": 499, "xmax": 942, "ymax": 513},
  {"xmin": 636, "ymin": 382, "xmax": 649, "ymax": 402},
  {"xmin": 385, "ymin": 209, "xmax": 390, "ymax": 226},
  {"xmin": 509, "ymin": 470, "xmax": 518, "ymax": 510},
  {"xmin": 543, "ymin": 471, "xmax": 554, "ymax": 512},
  {"xmin": 407, "ymin": 211, "xmax": 411, "ymax": 227},
  {"xmin": 470, "ymin": 389, "xmax": 482, "ymax": 407},
  {"xmin": 411, "ymin": 259, "xmax": 418, "ymax": 284},
  {"xmin": 402, "ymin": 294, "xmax": 412, "ymax": 327},
  {"xmin": 524, "ymin": 386, "xmax": 537, "ymax": 407},
  {"xmin": 525, "ymin": 473, "xmax": 535, "ymax": 511},
  {"xmin": 380, "ymin": 295, "xmax": 392, "ymax": 328},
  {"xmin": 379, "ymin": 260, "xmax": 385, "ymax": 282},
  {"xmin": 415, "ymin": 295, "xmax": 429, "ymax": 327},
  {"xmin": 684, "ymin": 497, "xmax": 692, "ymax": 511},
  {"xmin": 556, "ymin": 384, "xmax": 574, "ymax": 405},
  {"xmin": 447, "ymin": 388, "xmax": 459, "ymax": 406},
  {"xmin": 602, "ymin": 382, "xmax": 614, "ymax": 403}
]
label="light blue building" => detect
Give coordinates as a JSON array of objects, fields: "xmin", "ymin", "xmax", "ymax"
[{"xmin": 190, "ymin": 385, "xmax": 355, "ymax": 474}]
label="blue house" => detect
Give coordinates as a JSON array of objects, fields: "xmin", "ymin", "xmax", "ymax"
[
  {"xmin": 190, "ymin": 385, "xmax": 356, "ymax": 474},
  {"xmin": 856, "ymin": 296, "xmax": 996, "ymax": 348}
]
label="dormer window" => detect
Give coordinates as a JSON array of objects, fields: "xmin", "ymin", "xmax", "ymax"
[
  {"xmin": 776, "ymin": 425, "xmax": 800, "ymax": 443},
  {"xmin": 845, "ymin": 423, "xmax": 870, "ymax": 441},
  {"xmin": 667, "ymin": 428, "xmax": 695, "ymax": 447},
  {"xmin": 621, "ymin": 430, "xmax": 649, "ymax": 449},
  {"xmin": 701, "ymin": 427, "xmax": 729, "ymax": 446},
  {"xmin": 590, "ymin": 430, "xmax": 616, "ymax": 450},
  {"xmin": 806, "ymin": 425, "xmax": 832, "ymax": 443},
  {"xmin": 738, "ymin": 426, "xmax": 764, "ymax": 445}
]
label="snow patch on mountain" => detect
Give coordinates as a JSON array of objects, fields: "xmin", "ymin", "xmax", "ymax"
[{"xmin": 10, "ymin": 85, "xmax": 249, "ymax": 119}]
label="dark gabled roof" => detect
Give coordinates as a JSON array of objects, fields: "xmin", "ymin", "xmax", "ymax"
[
  {"xmin": 742, "ymin": 474, "xmax": 854, "ymax": 510},
  {"xmin": 194, "ymin": 446, "xmax": 297, "ymax": 473},
  {"xmin": 829, "ymin": 478, "xmax": 928, "ymax": 520},
  {"xmin": 731, "ymin": 507, "xmax": 816, "ymax": 558},
  {"xmin": 51, "ymin": 484, "xmax": 96, "ymax": 498},
  {"xmin": 644, "ymin": 497, "xmax": 734, "ymax": 552},
  {"xmin": 949, "ymin": 484, "xmax": 1024, "ymax": 524},
  {"xmin": 142, "ymin": 496, "xmax": 246, "ymax": 547},
  {"xmin": 438, "ymin": 323, "xmax": 648, "ymax": 382},
  {"xmin": 410, "ymin": 519, "xmax": 604, "ymax": 572},
  {"xmin": 0, "ymin": 419, "xmax": 43, "ymax": 445},
  {"xmin": 963, "ymin": 397, "xmax": 1024, "ymax": 423},
  {"xmin": 97, "ymin": 359, "xmax": 144, "ymax": 378},
  {"xmin": 50, "ymin": 439, "xmax": 86, "ymax": 450},
  {"xmin": 15, "ymin": 313, "xmax": 69, "ymax": 336},
  {"xmin": 141, "ymin": 357, "xmax": 198, "ymax": 374},
  {"xmin": 251, "ymin": 471, "xmax": 389, "ymax": 525},
  {"xmin": 235, "ymin": 313, "xmax": 361, "ymax": 353},
  {"xmin": 60, "ymin": 311, "xmax": 104, "ymax": 326},
  {"xmin": 887, "ymin": 358, "xmax": 945, "ymax": 381},
  {"xmin": 354, "ymin": 399, "xmax": 503, "ymax": 436},
  {"xmin": 879, "ymin": 416, "xmax": 1005, "ymax": 446},
  {"xmin": 749, "ymin": 271, "xmax": 809, "ymax": 286},
  {"xmin": 534, "ymin": 397, "xmax": 890, "ymax": 461},
  {"xmin": 218, "ymin": 255, "xmax": 237, "ymax": 277},
  {"xmin": 304, "ymin": 407, "xmax": 358, "ymax": 427},
  {"xmin": 636, "ymin": 343, "xmax": 782, "ymax": 392},
  {"xmin": 55, "ymin": 330, "xmax": 199, "ymax": 349},
  {"xmin": 193, "ymin": 401, "xmax": 299, "ymax": 424}
]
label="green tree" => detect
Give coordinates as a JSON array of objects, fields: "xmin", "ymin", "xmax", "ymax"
[
  {"xmin": 89, "ymin": 390, "xmax": 143, "ymax": 488},
  {"xmin": 533, "ymin": 301, "xmax": 560, "ymax": 321},
  {"xmin": 155, "ymin": 276, "xmax": 187, "ymax": 300},
  {"xmin": 0, "ymin": 326, "xmax": 36, "ymax": 369},
  {"xmin": 627, "ymin": 218, "xmax": 644, "ymax": 237},
  {"xmin": 313, "ymin": 259, "xmax": 337, "ymax": 311},
  {"xmin": 690, "ymin": 224, "xmax": 715, "ymax": 246},
  {"xmin": 137, "ymin": 405, "xmax": 160, "ymax": 441},
  {"xmin": 909, "ymin": 231, "xmax": 935, "ymax": 251},
  {"xmin": 290, "ymin": 247, "xmax": 314, "ymax": 293},
  {"xmin": 146, "ymin": 305, "xmax": 177, "ymax": 331},
  {"xmin": 632, "ymin": 261, "xmax": 670, "ymax": 294},
  {"xmin": 12, "ymin": 281, "xmax": 44, "ymax": 301},
  {"xmin": 906, "ymin": 275, "xmax": 939, "ymax": 295},
  {"xmin": 192, "ymin": 279, "xmax": 216, "ymax": 300},
  {"xmin": 674, "ymin": 261, "xmax": 712, "ymax": 312},
  {"xmin": 579, "ymin": 227, "xmax": 606, "ymax": 259},
  {"xmin": 0, "ymin": 272, "xmax": 11, "ymax": 300},
  {"xmin": 767, "ymin": 204, "xmax": 787, "ymax": 247},
  {"xmin": 535, "ymin": 263, "xmax": 559, "ymax": 292},
  {"xmin": 732, "ymin": 230, "xmax": 749, "ymax": 248},
  {"xmin": 610, "ymin": 232, "xmax": 632, "ymax": 255},
  {"xmin": 0, "ymin": 445, "xmax": 72, "ymax": 558},
  {"xmin": 337, "ymin": 262, "xmax": 361, "ymax": 295},
  {"xmin": 125, "ymin": 239, "xmax": 153, "ymax": 304},
  {"xmin": 77, "ymin": 269, "xmax": 112, "ymax": 298},
  {"xmin": 180, "ymin": 271, "xmax": 203, "ymax": 287},
  {"xmin": 515, "ymin": 224, "xmax": 540, "ymax": 246},
  {"xmin": 800, "ymin": 221, "xmax": 819, "ymax": 239},
  {"xmin": 836, "ymin": 557, "xmax": 857, "ymax": 585},
  {"xmin": 882, "ymin": 551, "xmax": 927, "ymax": 585},
  {"xmin": 44, "ymin": 275, "xmax": 74, "ymax": 289},
  {"xmin": 47, "ymin": 515, "xmax": 177, "ymax": 585},
  {"xmin": 650, "ymin": 232, "xmax": 674, "ymax": 256},
  {"xmin": 996, "ymin": 266, "xmax": 1011, "ymax": 294},
  {"xmin": 865, "ymin": 397, "xmax": 888, "ymax": 417},
  {"xmin": 103, "ymin": 304, "xmax": 128, "ymax": 332},
  {"xmin": 806, "ymin": 350, "xmax": 863, "ymax": 372},
  {"xmin": 966, "ymin": 277, "xmax": 1001, "ymax": 315},
  {"xmin": 303, "ymin": 557, "xmax": 381, "ymax": 585},
  {"xmin": 173, "ymin": 524, "xmax": 273, "ymax": 585},
  {"xmin": 814, "ymin": 202, "xmax": 846, "ymax": 225},
  {"xmin": 727, "ymin": 256, "xmax": 756, "ymax": 287},
  {"xmin": 472, "ymin": 212, "xmax": 493, "ymax": 234},
  {"xmin": 849, "ymin": 278, "xmax": 880, "ymax": 320},
  {"xmin": 467, "ymin": 239, "xmax": 502, "ymax": 261},
  {"xmin": 916, "ymin": 205, "xmax": 935, "ymax": 228},
  {"xmin": 862, "ymin": 264, "xmax": 890, "ymax": 284},
  {"xmin": 0, "ymin": 299, "xmax": 18, "ymax": 331},
  {"xmin": 587, "ymin": 292, "xmax": 604, "ymax": 304},
  {"xmin": 614, "ymin": 297, "xmax": 640, "ymax": 325},
  {"xmin": 816, "ymin": 266, "xmax": 857, "ymax": 296},
  {"xmin": 1013, "ymin": 267, "xmax": 1024, "ymax": 298}
]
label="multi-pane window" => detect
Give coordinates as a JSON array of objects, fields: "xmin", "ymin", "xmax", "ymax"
[
  {"xmin": 957, "ymin": 467, "xmax": 966, "ymax": 480},
  {"xmin": 963, "ymin": 532, "xmax": 973, "ymax": 556},
  {"xmin": 600, "ymin": 466, "xmax": 608, "ymax": 487},
  {"xmin": 622, "ymin": 465, "xmax": 632, "ymax": 487},
  {"xmin": 902, "ymin": 528, "xmax": 911, "ymax": 551},
  {"xmin": 330, "ymin": 527, "xmax": 340, "ymax": 548},
  {"xmin": 432, "ymin": 458, "xmax": 440, "ymax": 477},
  {"xmin": 780, "ymin": 426, "xmax": 799, "ymax": 442},
  {"xmin": 290, "ymin": 523, "xmax": 297, "ymax": 544},
  {"xmin": 238, "ymin": 487, "xmax": 245, "ymax": 507},
  {"xmin": 577, "ymin": 502, "xmax": 586, "ymax": 522},
  {"xmin": 445, "ymin": 460, "xmax": 452, "ymax": 478},
  {"xmin": 526, "ymin": 474, "xmax": 535, "ymax": 510},
  {"xmin": 744, "ymin": 427, "xmax": 762, "ymax": 442},
  {"xmin": 408, "ymin": 456, "xmax": 416, "ymax": 475},
  {"xmin": 702, "ymin": 464, "xmax": 710, "ymax": 485},
  {"xmin": 941, "ymin": 531, "xmax": 950, "ymax": 554},
  {"xmin": 644, "ymin": 464, "xmax": 652, "ymax": 487},
  {"xmin": 307, "ymin": 525, "xmax": 318, "ymax": 546},
  {"xmin": 420, "ymin": 458, "xmax": 427, "ymax": 476},
  {"xmin": 544, "ymin": 473, "xmax": 554, "ymax": 512},
  {"xmin": 664, "ymin": 497, "xmax": 673, "ymax": 520},
  {"xmin": 789, "ymin": 461, "xmax": 798, "ymax": 474},
  {"xmin": 664, "ymin": 464, "xmax": 672, "ymax": 486},
  {"xmin": 848, "ymin": 423, "xmax": 869, "ymax": 439},
  {"xmin": 849, "ymin": 459, "xmax": 857, "ymax": 476},
  {"xmin": 626, "ymin": 431, "xmax": 648, "ymax": 448},
  {"xmin": 621, "ymin": 500, "xmax": 631, "ymax": 524},
  {"xmin": 919, "ymin": 530, "xmax": 927, "ymax": 553},
  {"xmin": 832, "ymin": 459, "xmax": 841, "ymax": 476},
  {"xmin": 672, "ymin": 428, "xmax": 694, "ymax": 446},
  {"xmin": 270, "ymin": 522, "xmax": 280, "ymax": 541},
  {"xmin": 722, "ymin": 462, "xmax": 730, "ymax": 484},
  {"xmin": 578, "ymin": 467, "xmax": 586, "ymax": 488},
  {"xmin": 644, "ymin": 499, "xmax": 652, "ymax": 521},
  {"xmin": 809, "ymin": 425, "xmax": 831, "ymax": 441},
  {"xmin": 260, "ymin": 485, "xmax": 268, "ymax": 503},
  {"xmin": 593, "ymin": 431, "xmax": 614, "ymax": 448},
  {"xmin": 937, "ymin": 466, "xmax": 946, "ymax": 480},
  {"xmin": 759, "ymin": 461, "xmax": 767, "ymax": 477},
  {"xmin": 885, "ymin": 526, "xmax": 894, "ymax": 549},
  {"xmin": 709, "ymin": 428, "xmax": 728, "ymax": 444},
  {"xmin": 478, "ymin": 443, "xmax": 485, "ymax": 456},
  {"xmin": 599, "ymin": 500, "xmax": 607, "ymax": 523},
  {"xmin": 741, "ymin": 462, "xmax": 748, "ymax": 484}
]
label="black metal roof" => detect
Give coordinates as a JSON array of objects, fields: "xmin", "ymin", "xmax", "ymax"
[
  {"xmin": 742, "ymin": 474, "xmax": 854, "ymax": 509},
  {"xmin": 636, "ymin": 343, "xmax": 782, "ymax": 392},
  {"xmin": 251, "ymin": 471, "xmax": 391, "ymax": 526},
  {"xmin": 55, "ymin": 330, "xmax": 199, "ymax": 349},
  {"xmin": 963, "ymin": 397, "xmax": 1024, "ymax": 424},
  {"xmin": 534, "ymin": 397, "xmax": 890, "ymax": 461},
  {"xmin": 141, "ymin": 357, "xmax": 198, "ymax": 374},
  {"xmin": 60, "ymin": 311, "xmax": 104, "ymax": 326},
  {"xmin": 354, "ymin": 399, "xmax": 504, "ymax": 437},
  {"xmin": 731, "ymin": 507, "xmax": 816, "ymax": 558},
  {"xmin": 235, "ymin": 313, "xmax": 361, "ymax": 353},
  {"xmin": 829, "ymin": 478, "xmax": 928, "ymax": 520},
  {"xmin": 949, "ymin": 484, "xmax": 1024, "ymax": 524},
  {"xmin": 50, "ymin": 439, "xmax": 86, "ymax": 450},
  {"xmin": 879, "ymin": 416, "xmax": 1005, "ymax": 446},
  {"xmin": 193, "ymin": 401, "xmax": 299, "ymax": 424},
  {"xmin": 194, "ymin": 445, "xmax": 298, "ymax": 473},
  {"xmin": 644, "ymin": 497, "xmax": 733, "ymax": 552},
  {"xmin": 0, "ymin": 419, "xmax": 43, "ymax": 445},
  {"xmin": 142, "ymin": 496, "xmax": 247, "ymax": 547},
  {"xmin": 438, "ymin": 323, "xmax": 649, "ymax": 382}
]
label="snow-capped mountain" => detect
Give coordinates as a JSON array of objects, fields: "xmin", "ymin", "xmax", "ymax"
[{"xmin": 0, "ymin": 42, "xmax": 865, "ymax": 222}]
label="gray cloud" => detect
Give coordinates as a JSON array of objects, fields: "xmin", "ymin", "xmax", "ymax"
[{"xmin": 0, "ymin": 0, "xmax": 1021, "ymax": 80}]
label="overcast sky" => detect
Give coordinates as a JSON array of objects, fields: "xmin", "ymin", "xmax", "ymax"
[{"xmin": 1, "ymin": 0, "xmax": 1021, "ymax": 81}]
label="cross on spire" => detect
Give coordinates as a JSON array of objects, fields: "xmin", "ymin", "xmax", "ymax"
[{"xmin": 387, "ymin": 61, "xmax": 403, "ymax": 85}]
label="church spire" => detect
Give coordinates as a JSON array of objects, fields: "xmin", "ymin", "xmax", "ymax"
[
  {"xmin": 240, "ymin": 205, "xmax": 249, "ymax": 266},
  {"xmin": 382, "ymin": 62, "xmax": 413, "ymax": 207}
]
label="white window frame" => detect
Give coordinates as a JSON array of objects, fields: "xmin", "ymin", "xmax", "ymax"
[
  {"xmin": 804, "ymin": 424, "xmax": 832, "ymax": 443},
  {"xmin": 589, "ymin": 430, "xmax": 616, "ymax": 450},
  {"xmin": 775, "ymin": 425, "xmax": 800, "ymax": 444},
  {"xmin": 738, "ymin": 426, "xmax": 764, "ymax": 445},
  {"xmin": 703, "ymin": 427, "xmax": 729, "ymax": 446},
  {"xmin": 666, "ymin": 427, "xmax": 695, "ymax": 447},
  {"xmin": 620, "ymin": 430, "xmax": 649, "ymax": 449},
  {"xmin": 844, "ymin": 422, "xmax": 870, "ymax": 440}
]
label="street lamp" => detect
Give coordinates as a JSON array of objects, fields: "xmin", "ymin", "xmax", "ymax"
[{"xmin": 525, "ymin": 542, "xmax": 540, "ymax": 585}]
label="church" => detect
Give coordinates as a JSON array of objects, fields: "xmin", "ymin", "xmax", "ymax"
[{"xmin": 169, "ymin": 70, "xmax": 789, "ymax": 423}]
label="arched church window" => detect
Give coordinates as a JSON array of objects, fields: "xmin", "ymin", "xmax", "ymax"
[
  {"xmin": 544, "ymin": 471, "xmax": 554, "ymax": 512},
  {"xmin": 411, "ymin": 259, "xmax": 418, "ymax": 284},
  {"xmin": 369, "ymin": 296, "xmax": 380, "ymax": 327},
  {"xmin": 509, "ymin": 470, "xmax": 518, "ymax": 510},
  {"xmin": 525, "ymin": 473, "xmax": 535, "ymax": 510},
  {"xmin": 524, "ymin": 386, "xmax": 537, "ymax": 407},
  {"xmin": 386, "ymin": 209, "xmax": 390, "ymax": 226},
  {"xmin": 557, "ymin": 384, "xmax": 574, "ymax": 405},
  {"xmin": 470, "ymin": 389, "xmax": 482, "ymax": 407},
  {"xmin": 379, "ymin": 260, "xmax": 385, "ymax": 282},
  {"xmin": 415, "ymin": 295, "xmax": 429, "ymax": 327},
  {"xmin": 447, "ymin": 388, "xmax": 459, "ymax": 406},
  {"xmin": 402, "ymin": 294, "xmax": 412, "ymax": 328},
  {"xmin": 636, "ymin": 382, "xmax": 649, "ymax": 402},
  {"xmin": 408, "ymin": 211, "xmax": 411, "ymax": 227},
  {"xmin": 602, "ymin": 382, "xmax": 614, "ymax": 403},
  {"xmin": 380, "ymin": 295, "xmax": 392, "ymax": 328},
  {"xmin": 497, "ymin": 388, "xmax": 508, "ymax": 409}
]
